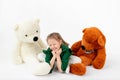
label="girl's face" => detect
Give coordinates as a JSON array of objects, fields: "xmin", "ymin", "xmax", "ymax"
[{"xmin": 47, "ymin": 38, "xmax": 62, "ymax": 52}]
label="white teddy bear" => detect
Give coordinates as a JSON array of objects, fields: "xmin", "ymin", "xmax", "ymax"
[{"xmin": 13, "ymin": 19, "xmax": 51, "ymax": 75}]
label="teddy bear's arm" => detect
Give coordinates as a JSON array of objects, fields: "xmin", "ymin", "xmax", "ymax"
[
  {"xmin": 92, "ymin": 48, "xmax": 106, "ymax": 69},
  {"xmin": 13, "ymin": 42, "xmax": 23, "ymax": 64},
  {"xmin": 38, "ymin": 38, "xmax": 47, "ymax": 50},
  {"xmin": 71, "ymin": 41, "xmax": 82, "ymax": 52}
]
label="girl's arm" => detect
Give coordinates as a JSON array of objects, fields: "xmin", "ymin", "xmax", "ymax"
[
  {"xmin": 50, "ymin": 55, "xmax": 56, "ymax": 68},
  {"xmin": 56, "ymin": 55, "xmax": 63, "ymax": 72},
  {"xmin": 56, "ymin": 48, "xmax": 63, "ymax": 72},
  {"xmin": 50, "ymin": 51, "xmax": 56, "ymax": 68}
]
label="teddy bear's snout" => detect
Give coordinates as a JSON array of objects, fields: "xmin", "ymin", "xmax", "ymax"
[
  {"xmin": 33, "ymin": 36, "xmax": 38, "ymax": 41},
  {"xmin": 81, "ymin": 45, "xmax": 85, "ymax": 50}
]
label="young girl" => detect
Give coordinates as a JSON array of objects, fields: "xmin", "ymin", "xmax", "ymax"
[{"xmin": 43, "ymin": 32, "xmax": 72, "ymax": 73}]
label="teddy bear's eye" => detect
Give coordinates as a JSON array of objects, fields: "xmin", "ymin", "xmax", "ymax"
[
  {"xmin": 36, "ymin": 30, "xmax": 38, "ymax": 33},
  {"xmin": 25, "ymin": 34, "xmax": 28, "ymax": 37}
]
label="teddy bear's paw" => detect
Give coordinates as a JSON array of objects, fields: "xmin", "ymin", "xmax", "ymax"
[
  {"xmin": 13, "ymin": 57, "xmax": 23, "ymax": 64},
  {"xmin": 92, "ymin": 60, "xmax": 104, "ymax": 69},
  {"xmin": 37, "ymin": 53, "xmax": 45, "ymax": 62}
]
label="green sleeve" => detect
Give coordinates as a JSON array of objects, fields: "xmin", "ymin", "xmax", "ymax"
[
  {"xmin": 43, "ymin": 50, "xmax": 53, "ymax": 73},
  {"xmin": 43, "ymin": 50, "xmax": 51, "ymax": 64},
  {"xmin": 61, "ymin": 49, "xmax": 72, "ymax": 71}
]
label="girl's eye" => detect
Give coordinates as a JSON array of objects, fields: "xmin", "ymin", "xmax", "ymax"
[
  {"xmin": 25, "ymin": 34, "xmax": 28, "ymax": 37},
  {"xmin": 49, "ymin": 45, "xmax": 52, "ymax": 47}
]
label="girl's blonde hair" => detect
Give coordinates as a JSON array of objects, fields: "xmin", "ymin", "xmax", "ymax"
[{"xmin": 46, "ymin": 32, "xmax": 69, "ymax": 46}]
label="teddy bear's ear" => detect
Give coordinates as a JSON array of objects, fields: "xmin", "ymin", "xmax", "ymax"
[
  {"xmin": 34, "ymin": 19, "xmax": 40, "ymax": 24},
  {"xmin": 14, "ymin": 24, "xmax": 19, "ymax": 31},
  {"xmin": 98, "ymin": 36, "xmax": 105, "ymax": 47},
  {"xmin": 82, "ymin": 28, "xmax": 88, "ymax": 33}
]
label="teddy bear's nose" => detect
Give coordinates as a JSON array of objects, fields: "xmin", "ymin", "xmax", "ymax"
[
  {"xmin": 81, "ymin": 45, "xmax": 85, "ymax": 50},
  {"xmin": 33, "ymin": 36, "xmax": 38, "ymax": 41}
]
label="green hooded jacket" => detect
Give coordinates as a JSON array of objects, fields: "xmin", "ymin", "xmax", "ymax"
[{"xmin": 43, "ymin": 44, "xmax": 72, "ymax": 73}]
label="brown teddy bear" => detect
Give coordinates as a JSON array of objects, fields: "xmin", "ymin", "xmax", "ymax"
[{"xmin": 70, "ymin": 27, "xmax": 106, "ymax": 74}]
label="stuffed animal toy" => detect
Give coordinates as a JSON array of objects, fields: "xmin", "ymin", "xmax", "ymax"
[
  {"xmin": 71, "ymin": 27, "xmax": 106, "ymax": 73},
  {"xmin": 13, "ymin": 19, "xmax": 51, "ymax": 75}
]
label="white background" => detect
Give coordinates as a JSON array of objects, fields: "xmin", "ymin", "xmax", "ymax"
[{"xmin": 0, "ymin": 0, "xmax": 120, "ymax": 80}]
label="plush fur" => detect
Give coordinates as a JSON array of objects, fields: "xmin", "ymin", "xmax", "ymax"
[
  {"xmin": 67, "ymin": 55, "xmax": 86, "ymax": 75},
  {"xmin": 71, "ymin": 27, "xmax": 106, "ymax": 74},
  {"xmin": 13, "ymin": 19, "xmax": 51, "ymax": 75}
]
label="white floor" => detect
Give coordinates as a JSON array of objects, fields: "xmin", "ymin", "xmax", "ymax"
[{"xmin": 0, "ymin": 47, "xmax": 119, "ymax": 80}]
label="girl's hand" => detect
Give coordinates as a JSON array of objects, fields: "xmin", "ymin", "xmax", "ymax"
[
  {"xmin": 52, "ymin": 50, "xmax": 56, "ymax": 57},
  {"xmin": 56, "ymin": 48, "xmax": 62, "ymax": 56}
]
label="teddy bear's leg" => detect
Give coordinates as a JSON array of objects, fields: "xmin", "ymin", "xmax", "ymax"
[
  {"xmin": 80, "ymin": 56, "xmax": 92, "ymax": 66},
  {"xmin": 70, "ymin": 63, "xmax": 86, "ymax": 75},
  {"xmin": 30, "ymin": 62, "xmax": 51, "ymax": 75},
  {"xmin": 23, "ymin": 56, "xmax": 51, "ymax": 75},
  {"xmin": 68, "ymin": 55, "xmax": 86, "ymax": 75},
  {"xmin": 65, "ymin": 55, "xmax": 82, "ymax": 73}
]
